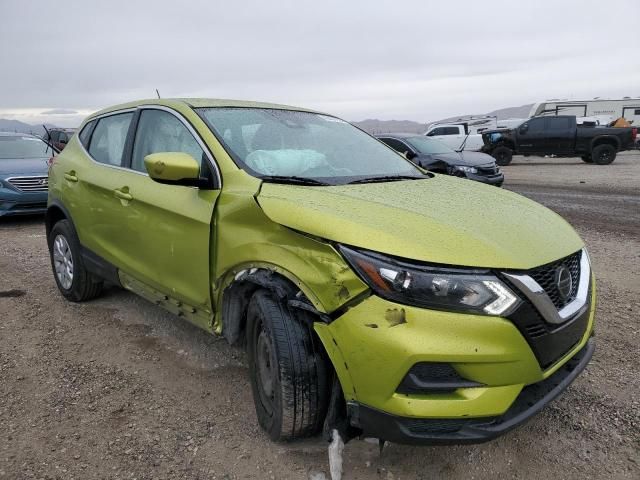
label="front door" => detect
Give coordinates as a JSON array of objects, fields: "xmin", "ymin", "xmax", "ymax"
[
  {"xmin": 516, "ymin": 117, "xmax": 547, "ymax": 154},
  {"xmin": 112, "ymin": 107, "xmax": 220, "ymax": 311}
]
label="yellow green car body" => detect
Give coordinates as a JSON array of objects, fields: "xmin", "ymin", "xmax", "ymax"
[{"xmin": 46, "ymin": 98, "xmax": 595, "ymax": 445}]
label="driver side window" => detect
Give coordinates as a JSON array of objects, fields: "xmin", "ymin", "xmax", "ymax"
[
  {"xmin": 525, "ymin": 118, "xmax": 545, "ymax": 133},
  {"xmin": 131, "ymin": 109, "xmax": 204, "ymax": 173}
]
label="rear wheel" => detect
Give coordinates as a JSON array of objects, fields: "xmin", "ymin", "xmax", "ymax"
[
  {"xmin": 48, "ymin": 220, "xmax": 103, "ymax": 302},
  {"xmin": 246, "ymin": 289, "xmax": 329, "ymax": 441},
  {"xmin": 491, "ymin": 146, "xmax": 513, "ymax": 166},
  {"xmin": 581, "ymin": 155, "xmax": 593, "ymax": 163},
  {"xmin": 591, "ymin": 144, "xmax": 616, "ymax": 165}
]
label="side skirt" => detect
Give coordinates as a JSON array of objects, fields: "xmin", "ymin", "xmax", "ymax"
[{"xmin": 118, "ymin": 270, "xmax": 215, "ymax": 332}]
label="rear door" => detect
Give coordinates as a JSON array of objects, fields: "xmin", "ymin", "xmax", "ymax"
[
  {"xmin": 67, "ymin": 111, "xmax": 137, "ymax": 265},
  {"xmin": 545, "ymin": 116, "xmax": 574, "ymax": 153},
  {"xmin": 112, "ymin": 106, "xmax": 220, "ymax": 310}
]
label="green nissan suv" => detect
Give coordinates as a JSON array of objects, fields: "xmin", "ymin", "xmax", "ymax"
[{"xmin": 46, "ymin": 99, "xmax": 595, "ymax": 445}]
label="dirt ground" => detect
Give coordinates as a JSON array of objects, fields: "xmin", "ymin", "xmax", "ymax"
[{"xmin": 1, "ymin": 152, "xmax": 639, "ymax": 480}]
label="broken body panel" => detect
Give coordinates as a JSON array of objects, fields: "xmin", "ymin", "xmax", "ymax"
[{"xmin": 47, "ymin": 98, "xmax": 595, "ymax": 446}]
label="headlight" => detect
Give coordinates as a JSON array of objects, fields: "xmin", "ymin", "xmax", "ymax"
[
  {"xmin": 453, "ymin": 165, "xmax": 477, "ymax": 174},
  {"xmin": 339, "ymin": 246, "xmax": 521, "ymax": 316}
]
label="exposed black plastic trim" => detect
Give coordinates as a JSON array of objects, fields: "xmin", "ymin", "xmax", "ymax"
[
  {"xmin": 350, "ymin": 339, "xmax": 594, "ymax": 445},
  {"xmin": 80, "ymin": 246, "xmax": 121, "ymax": 286},
  {"xmin": 397, "ymin": 362, "xmax": 484, "ymax": 394}
]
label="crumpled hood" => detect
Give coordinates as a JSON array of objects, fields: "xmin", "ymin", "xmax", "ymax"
[
  {"xmin": 257, "ymin": 175, "xmax": 583, "ymax": 269},
  {"xmin": 457, "ymin": 150, "xmax": 498, "ymax": 166},
  {"xmin": 420, "ymin": 151, "xmax": 496, "ymax": 167},
  {"xmin": 0, "ymin": 157, "xmax": 49, "ymax": 176}
]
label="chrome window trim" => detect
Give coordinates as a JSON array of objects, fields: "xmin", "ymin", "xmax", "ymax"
[
  {"xmin": 78, "ymin": 109, "xmax": 141, "ymax": 174},
  {"xmin": 502, "ymin": 249, "xmax": 591, "ymax": 325},
  {"xmin": 133, "ymin": 104, "xmax": 222, "ymax": 188},
  {"xmin": 79, "ymin": 106, "xmax": 222, "ymax": 187}
]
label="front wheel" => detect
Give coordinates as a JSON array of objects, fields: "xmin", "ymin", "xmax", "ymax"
[
  {"xmin": 48, "ymin": 220, "xmax": 103, "ymax": 302},
  {"xmin": 246, "ymin": 289, "xmax": 329, "ymax": 441},
  {"xmin": 491, "ymin": 146, "xmax": 513, "ymax": 166}
]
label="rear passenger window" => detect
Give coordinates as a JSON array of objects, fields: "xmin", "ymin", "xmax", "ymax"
[
  {"xmin": 547, "ymin": 117, "xmax": 571, "ymax": 130},
  {"xmin": 88, "ymin": 113, "xmax": 133, "ymax": 166},
  {"xmin": 78, "ymin": 120, "xmax": 96, "ymax": 148},
  {"xmin": 131, "ymin": 109, "xmax": 204, "ymax": 173},
  {"xmin": 380, "ymin": 138, "xmax": 409, "ymax": 153},
  {"xmin": 429, "ymin": 127, "xmax": 459, "ymax": 136}
]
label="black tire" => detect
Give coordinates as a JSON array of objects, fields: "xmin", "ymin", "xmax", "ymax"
[
  {"xmin": 581, "ymin": 155, "xmax": 593, "ymax": 163},
  {"xmin": 591, "ymin": 144, "xmax": 616, "ymax": 165},
  {"xmin": 48, "ymin": 219, "xmax": 103, "ymax": 302},
  {"xmin": 246, "ymin": 289, "xmax": 329, "ymax": 441},
  {"xmin": 491, "ymin": 146, "xmax": 513, "ymax": 166}
]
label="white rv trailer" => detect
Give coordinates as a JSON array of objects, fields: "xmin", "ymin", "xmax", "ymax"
[{"xmin": 530, "ymin": 98, "xmax": 640, "ymax": 124}]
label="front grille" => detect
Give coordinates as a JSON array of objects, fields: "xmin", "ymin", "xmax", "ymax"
[
  {"xmin": 528, "ymin": 251, "xmax": 581, "ymax": 309},
  {"xmin": 7, "ymin": 176, "xmax": 48, "ymax": 192},
  {"xmin": 405, "ymin": 418, "xmax": 477, "ymax": 435},
  {"xmin": 476, "ymin": 164, "xmax": 498, "ymax": 175}
]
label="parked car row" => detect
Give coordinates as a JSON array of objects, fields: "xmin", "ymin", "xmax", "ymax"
[
  {"xmin": 376, "ymin": 134, "xmax": 503, "ymax": 186},
  {"xmin": 0, "ymin": 132, "xmax": 52, "ymax": 217},
  {"xmin": 43, "ymin": 98, "xmax": 595, "ymax": 447}
]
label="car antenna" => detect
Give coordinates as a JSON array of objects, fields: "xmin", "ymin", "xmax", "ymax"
[{"xmin": 155, "ymin": 89, "xmax": 161, "ymax": 99}]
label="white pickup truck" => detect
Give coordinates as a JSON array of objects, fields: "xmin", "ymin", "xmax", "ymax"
[{"xmin": 424, "ymin": 123, "xmax": 484, "ymax": 151}]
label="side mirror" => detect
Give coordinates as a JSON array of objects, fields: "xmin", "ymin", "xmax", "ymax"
[
  {"xmin": 144, "ymin": 152, "xmax": 203, "ymax": 187},
  {"xmin": 405, "ymin": 150, "xmax": 417, "ymax": 160}
]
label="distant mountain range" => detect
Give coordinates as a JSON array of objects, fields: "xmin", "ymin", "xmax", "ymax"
[
  {"xmin": 0, "ymin": 103, "xmax": 534, "ymax": 137},
  {"xmin": 353, "ymin": 104, "xmax": 533, "ymax": 134},
  {"xmin": 0, "ymin": 119, "xmax": 57, "ymax": 136}
]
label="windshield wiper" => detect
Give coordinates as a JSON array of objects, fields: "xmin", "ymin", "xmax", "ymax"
[
  {"xmin": 259, "ymin": 175, "xmax": 332, "ymax": 186},
  {"xmin": 348, "ymin": 175, "xmax": 427, "ymax": 185}
]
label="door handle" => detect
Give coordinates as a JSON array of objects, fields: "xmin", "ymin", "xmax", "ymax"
[
  {"xmin": 64, "ymin": 171, "xmax": 78, "ymax": 182},
  {"xmin": 114, "ymin": 189, "xmax": 133, "ymax": 201}
]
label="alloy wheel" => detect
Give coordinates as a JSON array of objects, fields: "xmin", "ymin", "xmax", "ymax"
[{"xmin": 53, "ymin": 234, "xmax": 74, "ymax": 290}]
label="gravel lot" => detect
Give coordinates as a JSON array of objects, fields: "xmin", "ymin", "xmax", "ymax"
[{"xmin": 1, "ymin": 152, "xmax": 638, "ymax": 479}]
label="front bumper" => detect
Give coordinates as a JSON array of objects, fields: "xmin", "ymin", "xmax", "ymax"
[
  {"xmin": 0, "ymin": 180, "xmax": 48, "ymax": 217},
  {"xmin": 349, "ymin": 339, "xmax": 593, "ymax": 445},
  {"xmin": 0, "ymin": 194, "xmax": 47, "ymax": 216},
  {"xmin": 313, "ymin": 276, "xmax": 595, "ymax": 443},
  {"xmin": 465, "ymin": 171, "xmax": 504, "ymax": 186}
]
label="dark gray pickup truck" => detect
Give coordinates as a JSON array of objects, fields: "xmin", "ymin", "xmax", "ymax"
[{"xmin": 481, "ymin": 115, "xmax": 637, "ymax": 165}]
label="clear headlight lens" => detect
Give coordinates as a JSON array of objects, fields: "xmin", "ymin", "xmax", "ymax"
[
  {"xmin": 454, "ymin": 165, "xmax": 478, "ymax": 174},
  {"xmin": 340, "ymin": 246, "xmax": 520, "ymax": 316}
]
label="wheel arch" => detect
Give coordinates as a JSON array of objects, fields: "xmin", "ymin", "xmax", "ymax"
[
  {"xmin": 591, "ymin": 135, "xmax": 620, "ymax": 151},
  {"xmin": 219, "ymin": 266, "xmax": 359, "ymax": 420},
  {"xmin": 45, "ymin": 201, "xmax": 75, "ymax": 241},
  {"xmin": 217, "ymin": 265, "xmax": 328, "ymax": 345}
]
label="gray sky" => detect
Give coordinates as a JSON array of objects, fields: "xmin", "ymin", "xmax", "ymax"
[{"xmin": 1, "ymin": 0, "xmax": 638, "ymax": 127}]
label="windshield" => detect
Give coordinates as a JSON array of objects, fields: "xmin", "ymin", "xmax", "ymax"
[
  {"xmin": 197, "ymin": 108, "xmax": 424, "ymax": 184},
  {"xmin": 405, "ymin": 136, "xmax": 456, "ymax": 155},
  {"xmin": 0, "ymin": 135, "xmax": 51, "ymax": 159}
]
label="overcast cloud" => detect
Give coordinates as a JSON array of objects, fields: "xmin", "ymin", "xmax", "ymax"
[{"xmin": 1, "ymin": 0, "xmax": 638, "ymax": 127}]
